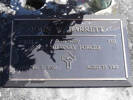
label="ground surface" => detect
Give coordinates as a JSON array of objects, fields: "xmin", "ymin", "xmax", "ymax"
[{"xmin": 0, "ymin": 0, "xmax": 133, "ymax": 100}]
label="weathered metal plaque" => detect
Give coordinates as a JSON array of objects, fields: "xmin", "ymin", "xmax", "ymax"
[{"xmin": 6, "ymin": 16, "xmax": 132, "ymax": 87}]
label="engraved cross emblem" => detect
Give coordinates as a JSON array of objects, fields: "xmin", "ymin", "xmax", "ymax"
[{"xmin": 61, "ymin": 52, "xmax": 76, "ymax": 70}]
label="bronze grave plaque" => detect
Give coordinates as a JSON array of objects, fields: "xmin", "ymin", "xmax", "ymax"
[{"xmin": 5, "ymin": 15, "xmax": 132, "ymax": 87}]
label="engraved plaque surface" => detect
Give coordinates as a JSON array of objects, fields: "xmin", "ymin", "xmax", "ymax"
[{"xmin": 6, "ymin": 16, "xmax": 132, "ymax": 87}]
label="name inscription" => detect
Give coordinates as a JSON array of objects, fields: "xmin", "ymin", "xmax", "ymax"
[{"xmin": 31, "ymin": 25, "xmax": 112, "ymax": 33}]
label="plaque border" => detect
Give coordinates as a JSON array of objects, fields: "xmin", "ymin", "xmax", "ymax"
[{"xmin": 9, "ymin": 18, "xmax": 128, "ymax": 81}]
